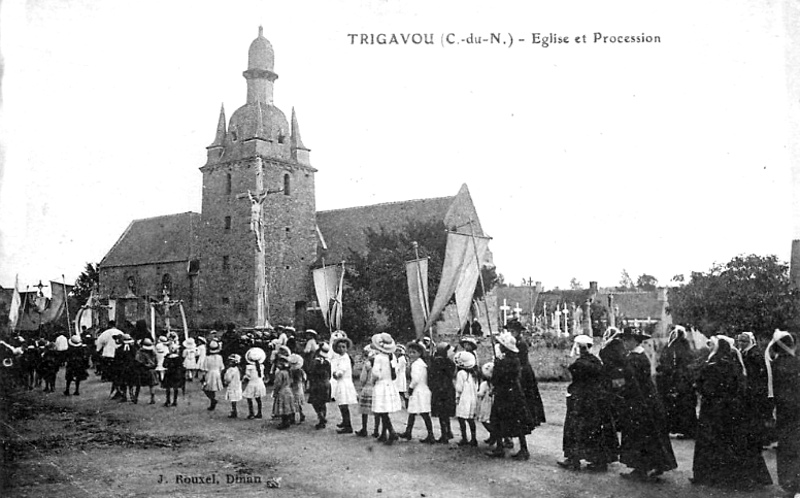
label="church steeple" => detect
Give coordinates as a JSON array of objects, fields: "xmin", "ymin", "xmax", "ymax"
[
  {"xmin": 209, "ymin": 104, "xmax": 227, "ymax": 148},
  {"xmin": 290, "ymin": 107, "xmax": 310, "ymax": 165},
  {"xmin": 244, "ymin": 26, "xmax": 278, "ymax": 104}
]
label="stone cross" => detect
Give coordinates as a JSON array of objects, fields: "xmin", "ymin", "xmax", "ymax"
[
  {"xmin": 562, "ymin": 304, "xmax": 570, "ymax": 336},
  {"xmin": 500, "ymin": 299, "xmax": 511, "ymax": 326},
  {"xmin": 542, "ymin": 302, "xmax": 548, "ymax": 327},
  {"xmin": 513, "ymin": 303, "xmax": 522, "ymax": 320},
  {"xmin": 554, "ymin": 306, "xmax": 561, "ymax": 333}
]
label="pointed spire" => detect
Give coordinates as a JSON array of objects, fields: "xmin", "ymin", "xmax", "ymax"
[
  {"xmin": 290, "ymin": 107, "xmax": 308, "ymax": 150},
  {"xmin": 209, "ymin": 104, "xmax": 227, "ymax": 147}
]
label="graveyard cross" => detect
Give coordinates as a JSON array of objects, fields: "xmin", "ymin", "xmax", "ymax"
[
  {"xmin": 513, "ymin": 303, "xmax": 522, "ymax": 319},
  {"xmin": 500, "ymin": 299, "xmax": 511, "ymax": 326},
  {"xmin": 562, "ymin": 304, "xmax": 570, "ymax": 336}
]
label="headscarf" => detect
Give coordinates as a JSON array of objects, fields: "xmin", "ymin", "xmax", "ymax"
[
  {"xmin": 736, "ymin": 331, "xmax": 757, "ymax": 353},
  {"xmin": 708, "ymin": 335, "xmax": 747, "ymax": 376},
  {"xmin": 601, "ymin": 327, "xmax": 622, "ymax": 349},
  {"xmin": 570, "ymin": 334, "xmax": 594, "ymax": 357},
  {"xmin": 765, "ymin": 329, "xmax": 796, "ymax": 398},
  {"xmin": 667, "ymin": 325, "xmax": 687, "ymax": 348}
]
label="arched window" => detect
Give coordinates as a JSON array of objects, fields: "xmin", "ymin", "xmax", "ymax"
[
  {"xmin": 225, "ymin": 173, "xmax": 232, "ymax": 195},
  {"xmin": 283, "ymin": 174, "xmax": 290, "ymax": 196}
]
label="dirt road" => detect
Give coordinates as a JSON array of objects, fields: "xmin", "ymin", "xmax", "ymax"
[{"xmin": 0, "ymin": 375, "xmax": 784, "ymax": 498}]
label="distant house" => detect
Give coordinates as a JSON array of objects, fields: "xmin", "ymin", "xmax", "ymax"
[{"xmin": 500, "ymin": 281, "xmax": 672, "ymax": 337}]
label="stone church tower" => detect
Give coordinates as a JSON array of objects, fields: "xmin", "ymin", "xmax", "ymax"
[{"xmin": 197, "ymin": 27, "xmax": 318, "ymax": 328}]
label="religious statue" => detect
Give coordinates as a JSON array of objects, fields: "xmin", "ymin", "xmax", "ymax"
[{"xmin": 248, "ymin": 189, "xmax": 268, "ymax": 252}]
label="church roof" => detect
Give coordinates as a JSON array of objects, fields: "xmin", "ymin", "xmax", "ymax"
[
  {"xmin": 599, "ymin": 291, "xmax": 666, "ymax": 320},
  {"xmin": 316, "ymin": 196, "xmax": 455, "ymax": 263},
  {"xmin": 100, "ymin": 212, "xmax": 200, "ymax": 268}
]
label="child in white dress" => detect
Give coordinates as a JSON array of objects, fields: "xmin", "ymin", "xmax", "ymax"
[
  {"xmin": 182, "ymin": 338, "xmax": 197, "ymax": 381},
  {"xmin": 477, "ymin": 361, "xmax": 495, "ymax": 445},
  {"xmin": 399, "ymin": 342, "xmax": 435, "ymax": 443},
  {"xmin": 224, "ymin": 354, "xmax": 243, "ymax": 418},
  {"xmin": 370, "ymin": 333, "xmax": 403, "ymax": 444},
  {"xmin": 331, "ymin": 336, "xmax": 358, "ymax": 433},
  {"xmin": 394, "ymin": 344, "xmax": 409, "ymax": 407},
  {"xmin": 242, "ymin": 348, "xmax": 267, "ymax": 419},
  {"xmin": 454, "ymin": 351, "xmax": 479, "ymax": 447}
]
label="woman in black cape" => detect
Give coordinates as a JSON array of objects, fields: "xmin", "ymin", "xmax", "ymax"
[
  {"xmin": 507, "ymin": 320, "xmax": 545, "ymax": 426},
  {"xmin": 656, "ymin": 325, "xmax": 698, "ymax": 438},
  {"xmin": 766, "ymin": 330, "xmax": 800, "ymax": 497},
  {"xmin": 486, "ymin": 332, "xmax": 536, "ymax": 460},
  {"xmin": 691, "ymin": 335, "xmax": 771, "ymax": 490}
]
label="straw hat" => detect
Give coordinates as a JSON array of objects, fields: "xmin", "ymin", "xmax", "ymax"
[
  {"xmin": 122, "ymin": 334, "xmax": 134, "ymax": 345},
  {"xmin": 454, "ymin": 351, "xmax": 476, "ymax": 369},
  {"xmin": 158, "ymin": 336, "xmax": 169, "ymax": 343},
  {"xmin": 459, "ymin": 336, "xmax": 478, "ymax": 349},
  {"xmin": 288, "ymin": 354, "xmax": 304, "ymax": 370},
  {"xmin": 182, "ymin": 338, "xmax": 196, "ymax": 349},
  {"xmin": 330, "ymin": 330, "xmax": 348, "ymax": 343},
  {"xmin": 317, "ymin": 342, "xmax": 331, "ymax": 356},
  {"xmin": 332, "ymin": 336, "xmax": 353, "ymax": 351},
  {"xmin": 228, "ymin": 353, "xmax": 241, "ymax": 364},
  {"xmin": 276, "ymin": 345, "xmax": 292, "ymax": 358},
  {"xmin": 68, "ymin": 335, "xmax": 83, "ymax": 347},
  {"xmin": 245, "ymin": 347, "xmax": 266, "ymax": 364},
  {"xmin": 371, "ymin": 333, "xmax": 397, "ymax": 354},
  {"xmin": 140, "ymin": 337, "xmax": 154, "ymax": 350},
  {"xmin": 496, "ymin": 332, "xmax": 518, "ymax": 353},
  {"xmin": 208, "ymin": 340, "xmax": 221, "ymax": 354}
]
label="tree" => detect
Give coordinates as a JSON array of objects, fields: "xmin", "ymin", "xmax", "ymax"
[
  {"xmin": 636, "ymin": 274, "xmax": 658, "ymax": 291},
  {"xmin": 71, "ymin": 262, "xmax": 99, "ymax": 308},
  {"xmin": 348, "ymin": 219, "xmax": 498, "ymax": 342},
  {"xmin": 569, "ymin": 277, "xmax": 582, "ymax": 290},
  {"xmin": 616, "ymin": 269, "xmax": 635, "ymax": 291},
  {"xmin": 667, "ymin": 254, "xmax": 799, "ymax": 339}
]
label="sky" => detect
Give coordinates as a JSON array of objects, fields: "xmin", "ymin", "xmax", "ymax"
[{"xmin": 1, "ymin": 0, "xmax": 798, "ymax": 294}]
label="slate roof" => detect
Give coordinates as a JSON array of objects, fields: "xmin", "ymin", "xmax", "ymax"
[
  {"xmin": 316, "ymin": 183, "xmax": 487, "ymax": 264},
  {"xmin": 600, "ymin": 291, "xmax": 666, "ymax": 320},
  {"xmin": 100, "ymin": 212, "xmax": 200, "ymax": 268},
  {"xmin": 316, "ymin": 197, "xmax": 454, "ymax": 263}
]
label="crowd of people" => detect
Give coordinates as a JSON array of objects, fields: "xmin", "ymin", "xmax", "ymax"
[{"xmin": 1, "ymin": 320, "xmax": 799, "ymax": 497}]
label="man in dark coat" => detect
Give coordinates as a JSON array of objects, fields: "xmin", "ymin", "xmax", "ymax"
[
  {"xmin": 558, "ymin": 335, "xmax": 618, "ymax": 471},
  {"xmin": 767, "ymin": 330, "xmax": 800, "ymax": 497},
  {"xmin": 618, "ymin": 327, "xmax": 677, "ymax": 482},
  {"xmin": 429, "ymin": 342, "xmax": 456, "ymax": 443}
]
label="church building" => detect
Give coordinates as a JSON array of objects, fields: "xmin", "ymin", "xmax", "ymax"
[{"xmin": 98, "ymin": 28, "xmax": 486, "ymax": 331}]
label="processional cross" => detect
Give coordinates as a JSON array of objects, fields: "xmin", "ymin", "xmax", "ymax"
[{"xmin": 156, "ymin": 287, "xmax": 182, "ymax": 333}]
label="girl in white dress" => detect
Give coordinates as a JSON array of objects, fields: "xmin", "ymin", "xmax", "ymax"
[
  {"xmin": 394, "ymin": 344, "xmax": 409, "ymax": 407},
  {"xmin": 370, "ymin": 333, "xmax": 403, "ymax": 444},
  {"xmin": 477, "ymin": 361, "xmax": 495, "ymax": 444},
  {"xmin": 454, "ymin": 351, "xmax": 479, "ymax": 446},
  {"xmin": 154, "ymin": 336, "xmax": 169, "ymax": 382},
  {"xmin": 242, "ymin": 347, "xmax": 267, "ymax": 419},
  {"xmin": 224, "ymin": 354, "xmax": 243, "ymax": 418},
  {"xmin": 194, "ymin": 337, "xmax": 207, "ymax": 380},
  {"xmin": 200, "ymin": 340, "xmax": 225, "ymax": 411},
  {"xmin": 182, "ymin": 338, "xmax": 197, "ymax": 381},
  {"xmin": 399, "ymin": 341, "xmax": 435, "ymax": 444},
  {"xmin": 330, "ymin": 336, "xmax": 358, "ymax": 433}
]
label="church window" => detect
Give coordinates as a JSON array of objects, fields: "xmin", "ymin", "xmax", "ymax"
[
  {"xmin": 225, "ymin": 173, "xmax": 232, "ymax": 195},
  {"xmin": 224, "ymin": 216, "xmax": 232, "ymax": 230},
  {"xmin": 283, "ymin": 174, "xmax": 291, "ymax": 195},
  {"xmin": 277, "ymin": 134, "xmax": 285, "ymax": 144},
  {"xmin": 222, "ymin": 256, "xmax": 230, "ymax": 272},
  {"xmin": 222, "ymin": 297, "xmax": 230, "ymax": 306}
]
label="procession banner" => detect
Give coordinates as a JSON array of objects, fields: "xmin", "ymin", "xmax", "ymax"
[
  {"xmin": 454, "ymin": 235, "xmax": 490, "ymax": 331},
  {"xmin": 424, "ymin": 231, "xmax": 490, "ymax": 332},
  {"xmin": 313, "ymin": 265, "xmax": 340, "ymax": 328},
  {"xmin": 39, "ymin": 281, "xmax": 73, "ymax": 325},
  {"xmin": 8, "ymin": 275, "xmax": 21, "ymax": 332},
  {"xmin": 328, "ymin": 264, "xmax": 345, "ymax": 331},
  {"xmin": 405, "ymin": 258, "xmax": 429, "ymax": 338}
]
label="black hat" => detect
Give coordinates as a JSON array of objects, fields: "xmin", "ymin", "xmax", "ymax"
[{"xmin": 621, "ymin": 326, "xmax": 651, "ymax": 342}]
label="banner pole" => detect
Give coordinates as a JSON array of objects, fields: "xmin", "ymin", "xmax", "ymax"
[
  {"xmin": 62, "ymin": 275, "xmax": 72, "ymax": 336},
  {"xmin": 467, "ymin": 221, "xmax": 496, "ymax": 360}
]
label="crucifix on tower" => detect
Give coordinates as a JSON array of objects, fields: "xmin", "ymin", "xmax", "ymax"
[{"xmin": 234, "ymin": 156, "xmax": 283, "ymax": 329}]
